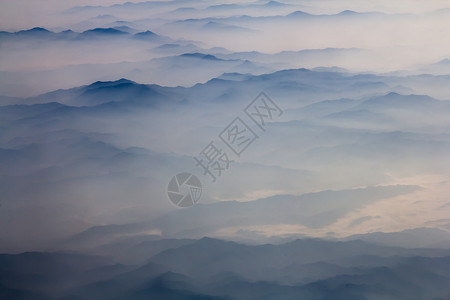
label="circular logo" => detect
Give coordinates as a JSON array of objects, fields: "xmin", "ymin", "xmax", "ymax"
[{"xmin": 167, "ymin": 173, "xmax": 202, "ymax": 207}]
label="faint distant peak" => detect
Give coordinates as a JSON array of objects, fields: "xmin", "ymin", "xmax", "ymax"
[
  {"xmin": 264, "ymin": 1, "xmax": 288, "ymax": 7},
  {"xmin": 287, "ymin": 10, "xmax": 312, "ymax": 17},
  {"xmin": 337, "ymin": 10, "xmax": 385, "ymax": 17},
  {"xmin": 275, "ymin": 68, "xmax": 313, "ymax": 75},
  {"xmin": 430, "ymin": 7, "xmax": 450, "ymax": 15},
  {"xmin": 91, "ymin": 14, "xmax": 117, "ymax": 20},
  {"xmin": 134, "ymin": 30, "xmax": 158, "ymax": 37},
  {"xmin": 133, "ymin": 30, "xmax": 162, "ymax": 40},
  {"xmin": 133, "ymin": 30, "xmax": 169, "ymax": 42},
  {"xmin": 217, "ymin": 72, "xmax": 252, "ymax": 81},
  {"xmin": 313, "ymin": 66, "xmax": 349, "ymax": 73},
  {"xmin": 65, "ymin": 5, "xmax": 102, "ymax": 13},
  {"xmin": 201, "ymin": 21, "xmax": 253, "ymax": 32},
  {"xmin": 207, "ymin": 3, "xmax": 240, "ymax": 10},
  {"xmin": 382, "ymin": 91, "xmax": 430, "ymax": 99},
  {"xmin": 361, "ymin": 92, "xmax": 438, "ymax": 107},
  {"xmin": 434, "ymin": 58, "xmax": 450, "ymax": 65},
  {"xmin": 195, "ymin": 236, "xmax": 238, "ymax": 247},
  {"xmin": 180, "ymin": 53, "xmax": 222, "ymax": 61},
  {"xmin": 338, "ymin": 10, "xmax": 358, "ymax": 15},
  {"xmin": 112, "ymin": 25, "xmax": 137, "ymax": 33}
]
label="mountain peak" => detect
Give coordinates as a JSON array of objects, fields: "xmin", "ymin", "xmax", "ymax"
[
  {"xmin": 435, "ymin": 58, "xmax": 450, "ymax": 65},
  {"xmin": 133, "ymin": 30, "xmax": 166, "ymax": 41},
  {"xmin": 180, "ymin": 53, "xmax": 222, "ymax": 61},
  {"xmin": 386, "ymin": 91, "xmax": 401, "ymax": 97},
  {"xmin": 80, "ymin": 28, "xmax": 128, "ymax": 37},
  {"xmin": 339, "ymin": 10, "xmax": 358, "ymax": 15},
  {"xmin": 88, "ymin": 78, "xmax": 135, "ymax": 88},
  {"xmin": 195, "ymin": 237, "xmax": 236, "ymax": 246},
  {"xmin": 360, "ymin": 92, "xmax": 438, "ymax": 109},
  {"xmin": 287, "ymin": 10, "xmax": 311, "ymax": 17},
  {"xmin": 264, "ymin": 1, "xmax": 287, "ymax": 7},
  {"xmin": 29, "ymin": 27, "xmax": 51, "ymax": 32},
  {"xmin": 135, "ymin": 30, "xmax": 157, "ymax": 36},
  {"xmin": 17, "ymin": 27, "xmax": 53, "ymax": 35}
]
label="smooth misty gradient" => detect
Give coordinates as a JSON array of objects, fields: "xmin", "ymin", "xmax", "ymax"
[{"xmin": 1, "ymin": 0, "xmax": 450, "ymax": 299}]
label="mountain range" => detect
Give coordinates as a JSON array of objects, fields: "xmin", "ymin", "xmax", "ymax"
[{"xmin": 1, "ymin": 237, "xmax": 449, "ymax": 300}]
